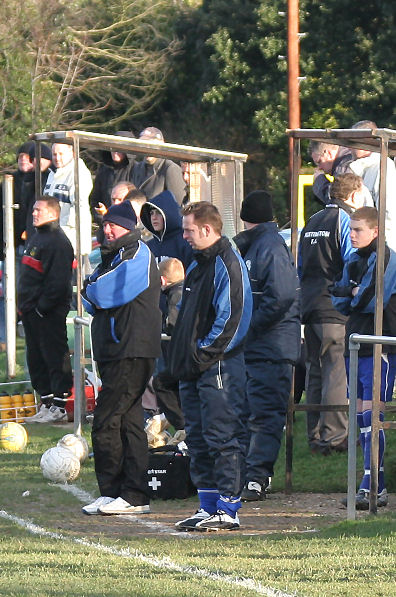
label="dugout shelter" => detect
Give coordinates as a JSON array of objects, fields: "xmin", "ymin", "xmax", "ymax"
[{"xmin": 19, "ymin": 130, "xmax": 247, "ymax": 427}]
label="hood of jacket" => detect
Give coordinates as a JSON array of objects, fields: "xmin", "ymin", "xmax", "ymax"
[{"xmin": 140, "ymin": 190, "xmax": 182, "ymax": 241}]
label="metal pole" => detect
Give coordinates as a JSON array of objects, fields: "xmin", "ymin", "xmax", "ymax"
[
  {"xmin": 73, "ymin": 316, "xmax": 90, "ymax": 435},
  {"xmin": 285, "ymin": 373, "xmax": 295, "ymax": 494},
  {"xmin": 234, "ymin": 160, "xmax": 244, "ymax": 234},
  {"xmin": 3, "ymin": 175, "xmax": 16, "ymax": 378},
  {"xmin": 287, "ymin": 0, "xmax": 300, "ymax": 130},
  {"xmin": 287, "ymin": 0, "xmax": 301, "ymax": 253},
  {"xmin": 347, "ymin": 336, "xmax": 359, "ymax": 520},
  {"xmin": 369, "ymin": 137, "xmax": 388, "ymax": 514},
  {"xmin": 34, "ymin": 140, "xmax": 42, "ymax": 200},
  {"xmin": 73, "ymin": 138, "xmax": 86, "ymax": 429}
]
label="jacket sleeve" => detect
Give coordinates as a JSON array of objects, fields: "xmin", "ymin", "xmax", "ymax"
[
  {"xmin": 195, "ymin": 254, "xmax": 252, "ymax": 362},
  {"xmin": 36, "ymin": 239, "xmax": 73, "ymax": 314},
  {"xmin": 250, "ymin": 247, "xmax": 298, "ymax": 332},
  {"xmin": 84, "ymin": 242, "xmax": 153, "ymax": 310},
  {"xmin": 164, "ymin": 161, "xmax": 187, "ymax": 206},
  {"xmin": 339, "ymin": 209, "xmax": 354, "ymax": 264},
  {"xmin": 313, "ymin": 174, "xmax": 331, "ymax": 205},
  {"xmin": 330, "ymin": 261, "xmax": 354, "ymax": 316}
]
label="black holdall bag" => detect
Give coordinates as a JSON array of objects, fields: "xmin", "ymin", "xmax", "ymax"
[{"xmin": 147, "ymin": 445, "xmax": 196, "ymax": 500}]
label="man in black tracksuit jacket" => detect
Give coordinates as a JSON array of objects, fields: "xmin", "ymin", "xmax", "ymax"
[
  {"xmin": 18, "ymin": 195, "xmax": 74, "ymax": 423},
  {"xmin": 81, "ymin": 201, "xmax": 162, "ymax": 516},
  {"xmin": 168, "ymin": 202, "xmax": 252, "ymax": 532},
  {"xmin": 234, "ymin": 191, "xmax": 300, "ymax": 501},
  {"xmin": 298, "ymin": 173, "xmax": 367, "ymax": 454}
]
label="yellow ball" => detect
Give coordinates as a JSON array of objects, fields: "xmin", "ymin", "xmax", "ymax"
[{"xmin": 0, "ymin": 422, "xmax": 28, "ymax": 452}]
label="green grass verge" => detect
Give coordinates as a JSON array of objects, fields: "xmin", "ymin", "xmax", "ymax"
[{"xmin": 0, "ymin": 341, "xmax": 395, "ymax": 596}]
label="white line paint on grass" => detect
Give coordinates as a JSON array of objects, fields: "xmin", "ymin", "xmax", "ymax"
[
  {"xmin": 51, "ymin": 483, "xmax": 93, "ymax": 503},
  {"xmin": 55, "ymin": 483, "xmax": 186, "ymax": 535},
  {"xmin": 0, "ymin": 510, "xmax": 298, "ymax": 597}
]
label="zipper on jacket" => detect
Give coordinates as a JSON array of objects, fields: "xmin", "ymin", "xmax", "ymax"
[{"xmin": 216, "ymin": 361, "xmax": 223, "ymax": 389}]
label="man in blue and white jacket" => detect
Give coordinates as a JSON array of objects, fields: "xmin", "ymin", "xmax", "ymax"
[
  {"xmin": 169, "ymin": 201, "xmax": 252, "ymax": 531},
  {"xmin": 331, "ymin": 206, "xmax": 396, "ymax": 509},
  {"xmin": 81, "ymin": 201, "xmax": 162, "ymax": 516}
]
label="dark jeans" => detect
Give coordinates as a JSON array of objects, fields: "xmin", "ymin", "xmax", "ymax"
[
  {"xmin": 93, "ymin": 357, "xmax": 155, "ymax": 505},
  {"xmin": 22, "ymin": 306, "xmax": 72, "ymax": 397},
  {"xmin": 244, "ymin": 360, "xmax": 292, "ymax": 480},
  {"xmin": 179, "ymin": 353, "xmax": 247, "ymax": 497}
]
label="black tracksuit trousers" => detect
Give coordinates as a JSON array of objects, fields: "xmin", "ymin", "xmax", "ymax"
[
  {"xmin": 92, "ymin": 357, "xmax": 155, "ymax": 505},
  {"xmin": 22, "ymin": 307, "xmax": 72, "ymax": 398}
]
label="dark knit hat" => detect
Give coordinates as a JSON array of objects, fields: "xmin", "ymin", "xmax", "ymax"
[
  {"xmin": 16, "ymin": 141, "xmax": 35, "ymax": 161},
  {"xmin": 29, "ymin": 143, "xmax": 52, "ymax": 161},
  {"xmin": 139, "ymin": 127, "xmax": 164, "ymax": 142},
  {"xmin": 240, "ymin": 190, "xmax": 273, "ymax": 224},
  {"xmin": 103, "ymin": 201, "xmax": 137, "ymax": 230}
]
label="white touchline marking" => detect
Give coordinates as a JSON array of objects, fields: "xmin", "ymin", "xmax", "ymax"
[
  {"xmin": 51, "ymin": 483, "xmax": 93, "ymax": 503},
  {"xmin": 0, "ymin": 510, "xmax": 298, "ymax": 597}
]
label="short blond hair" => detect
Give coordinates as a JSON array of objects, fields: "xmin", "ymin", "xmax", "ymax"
[{"xmin": 158, "ymin": 258, "xmax": 185, "ymax": 285}]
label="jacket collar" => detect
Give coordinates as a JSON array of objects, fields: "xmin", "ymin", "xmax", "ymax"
[
  {"xmin": 234, "ymin": 222, "xmax": 278, "ymax": 256},
  {"xmin": 36, "ymin": 220, "xmax": 60, "ymax": 233},
  {"xmin": 100, "ymin": 228, "xmax": 141, "ymax": 260},
  {"xmin": 195, "ymin": 236, "xmax": 230, "ymax": 263}
]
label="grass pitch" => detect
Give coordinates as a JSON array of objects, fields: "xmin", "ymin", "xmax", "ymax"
[
  {"xmin": 0, "ymin": 421, "xmax": 395, "ymax": 597},
  {"xmin": 0, "ymin": 343, "xmax": 395, "ymax": 596}
]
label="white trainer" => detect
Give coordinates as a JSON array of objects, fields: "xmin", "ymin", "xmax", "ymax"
[
  {"xmin": 195, "ymin": 510, "xmax": 240, "ymax": 531},
  {"xmin": 82, "ymin": 496, "xmax": 115, "ymax": 515},
  {"xmin": 25, "ymin": 404, "xmax": 50, "ymax": 423},
  {"xmin": 98, "ymin": 497, "xmax": 150, "ymax": 515},
  {"xmin": 43, "ymin": 405, "xmax": 68, "ymax": 423},
  {"xmin": 175, "ymin": 508, "xmax": 211, "ymax": 530}
]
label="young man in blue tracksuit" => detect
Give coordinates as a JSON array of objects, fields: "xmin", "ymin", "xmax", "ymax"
[
  {"xmin": 234, "ymin": 190, "xmax": 300, "ymax": 501},
  {"xmin": 81, "ymin": 201, "xmax": 162, "ymax": 516},
  {"xmin": 168, "ymin": 202, "xmax": 252, "ymax": 531},
  {"xmin": 331, "ymin": 206, "xmax": 396, "ymax": 509}
]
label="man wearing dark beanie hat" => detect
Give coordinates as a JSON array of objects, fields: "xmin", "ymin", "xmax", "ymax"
[
  {"xmin": 102, "ymin": 200, "xmax": 137, "ymax": 231},
  {"xmin": 239, "ymin": 190, "xmax": 273, "ymax": 224},
  {"xmin": 81, "ymin": 196, "xmax": 162, "ymax": 516},
  {"xmin": 234, "ymin": 190, "xmax": 300, "ymax": 502}
]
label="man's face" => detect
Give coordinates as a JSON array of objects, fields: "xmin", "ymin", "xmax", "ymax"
[
  {"xmin": 111, "ymin": 184, "xmax": 130, "ymax": 204},
  {"xmin": 312, "ymin": 147, "xmax": 338, "ymax": 173},
  {"xmin": 103, "ymin": 222, "xmax": 129, "ymax": 242},
  {"xmin": 32, "ymin": 200, "xmax": 57, "ymax": 228},
  {"xmin": 18, "ymin": 153, "xmax": 33, "ymax": 173},
  {"xmin": 349, "ymin": 219, "xmax": 378, "ymax": 249},
  {"xmin": 52, "ymin": 144, "xmax": 74, "ymax": 169},
  {"xmin": 183, "ymin": 214, "xmax": 212, "ymax": 250},
  {"xmin": 150, "ymin": 208, "xmax": 164, "ymax": 232},
  {"xmin": 111, "ymin": 151, "xmax": 125, "ymax": 163}
]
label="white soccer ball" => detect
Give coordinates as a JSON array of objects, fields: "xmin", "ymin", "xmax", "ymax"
[
  {"xmin": 57, "ymin": 434, "xmax": 89, "ymax": 463},
  {"xmin": 40, "ymin": 446, "xmax": 80, "ymax": 483}
]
